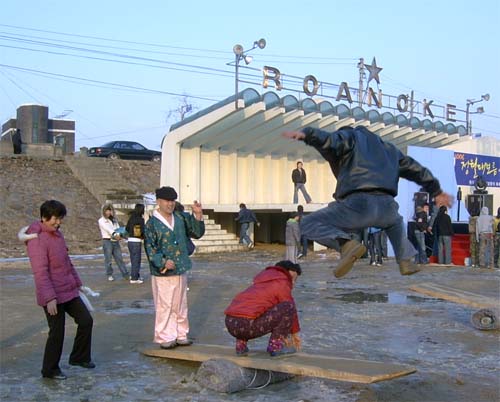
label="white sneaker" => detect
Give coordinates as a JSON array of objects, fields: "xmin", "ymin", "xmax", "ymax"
[
  {"xmin": 108, "ymin": 275, "xmax": 115, "ymax": 281},
  {"xmin": 130, "ymin": 279, "xmax": 144, "ymax": 284}
]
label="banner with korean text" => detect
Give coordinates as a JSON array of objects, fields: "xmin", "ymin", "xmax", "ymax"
[{"xmin": 454, "ymin": 152, "xmax": 500, "ymax": 188}]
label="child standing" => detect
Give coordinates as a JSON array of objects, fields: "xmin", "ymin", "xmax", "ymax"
[
  {"xmin": 126, "ymin": 204, "xmax": 145, "ymax": 284},
  {"xmin": 26, "ymin": 200, "xmax": 95, "ymax": 380}
]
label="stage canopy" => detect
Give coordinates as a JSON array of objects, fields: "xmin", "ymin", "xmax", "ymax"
[
  {"xmin": 168, "ymin": 88, "xmax": 465, "ymax": 158},
  {"xmin": 161, "ymin": 89, "xmax": 466, "ymax": 207}
]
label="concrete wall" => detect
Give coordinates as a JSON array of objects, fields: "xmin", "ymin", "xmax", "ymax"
[
  {"xmin": 17, "ymin": 104, "xmax": 49, "ymax": 144},
  {"xmin": 23, "ymin": 143, "xmax": 64, "ymax": 157},
  {"xmin": 0, "ymin": 141, "xmax": 13, "ymax": 156},
  {"xmin": 174, "ymin": 146, "xmax": 336, "ymax": 206}
]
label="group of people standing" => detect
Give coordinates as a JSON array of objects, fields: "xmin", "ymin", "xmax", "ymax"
[
  {"xmin": 98, "ymin": 203, "xmax": 145, "ymax": 283},
  {"xmin": 413, "ymin": 202, "xmax": 454, "ymax": 265},
  {"xmin": 96, "ymin": 187, "xmax": 206, "ymax": 351},
  {"xmin": 23, "ymin": 122, "xmax": 460, "ymax": 380},
  {"xmin": 23, "ymin": 186, "xmax": 205, "ymax": 379},
  {"xmin": 413, "ymin": 201, "xmax": 498, "ymax": 268}
]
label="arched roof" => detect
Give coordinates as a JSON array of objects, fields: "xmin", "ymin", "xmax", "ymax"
[{"xmin": 167, "ymin": 88, "xmax": 465, "ymax": 158}]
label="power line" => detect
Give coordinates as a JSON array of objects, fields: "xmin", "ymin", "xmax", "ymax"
[
  {"xmin": 0, "ymin": 68, "xmax": 100, "ymax": 140},
  {"xmin": 2, "ymin": 61, "xmax": 166, "ymax": 95},
  {"xmin": 0, "ymin": 75, "xmax": 18, "ymax": 109},
  {"xmin": 1, "ymin": 25, "xmax": 495, "ymax": 132},
  {"xmin": 0, "ymin": 63, "xmax": 221, "ymax": 101},
  {"xmin": 0, "ymin": 24, "xmax": 360, "ymax": 62},
  {"xmin": 0, "ymin": 68, "xmax": 43, "ymax": 104},
  {"xmin": 0, "ymin": 43, "xmax": 265, "ymax": 86},
  {"xmin": 0, "ymin": 23, "xmax": 231, "ymax": 54},
  {"xmin": 81, "ymin": 124, "xmax": 168, "ymax": 141},
  {"xmin": 0, "ymin": 33, "xmax": 357, "ymax": 67},
  {"xmin": 0, "ymin": 30, "xmax": 225, "ymax": 56},
  {"xmin": 2, "ymin": 67, "xmax": 57, "ymax": 105},
  {"xmin": 484, "ymin": 113, "xmax": 500, "ymax": 120},
  {"xmin": 0, "ymin": 42, "xmax": 233, "ymax": 76}
]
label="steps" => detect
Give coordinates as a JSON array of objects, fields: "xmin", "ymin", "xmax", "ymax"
[
  {"xmin": 452, "ymin": 234, "xmax": 470, "ymax": 266},
  {"xmin": 429, "ymin": 234, "xmax": 470, "ymax": 265},
  {"xmin": 190, "ymin": 217, "xmax": 247, "ymax": 254},
  {"xmin": 65, "ymin": 156, "xmax": 246, "ymax": 254},
  {"xmin": 65, "ymin": 155, "xmax": 140, "ymax": 204}
]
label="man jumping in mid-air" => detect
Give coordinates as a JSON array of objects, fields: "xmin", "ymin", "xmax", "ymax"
[{"xmin": 282, "ymin": 125, "xmax": 452, "ymax": 278}]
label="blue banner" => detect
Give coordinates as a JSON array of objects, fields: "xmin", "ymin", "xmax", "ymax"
[{"xmin": 454, "ymin": 152, "xmax": 500, "ymax": 188}]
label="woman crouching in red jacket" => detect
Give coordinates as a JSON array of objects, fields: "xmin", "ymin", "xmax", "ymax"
[{"xmin": 224, "ymin": 260, "xmax": 302, "ymax": 356}]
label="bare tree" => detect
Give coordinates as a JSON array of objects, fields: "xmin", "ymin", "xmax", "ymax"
[{"xmin": 166, "ymin": 94, "xmax": 198, "ymax": 123}]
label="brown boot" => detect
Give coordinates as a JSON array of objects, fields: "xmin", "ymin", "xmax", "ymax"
[
  {"xmin": 334, "ymin": 240, "xmax": 367, "ymax": 278},
  {"xmin": 399, "ymin": 259, "xmax": 421, "ymax": 275}
]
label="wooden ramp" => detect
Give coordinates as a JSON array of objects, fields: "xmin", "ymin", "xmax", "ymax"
[
  {"xmin": 141, "ymin": 344, "xmax": 416, "ymax": 384},
  {"xmin": 409, "ymin": 282, "xmax": 498, "ymax": 309}
]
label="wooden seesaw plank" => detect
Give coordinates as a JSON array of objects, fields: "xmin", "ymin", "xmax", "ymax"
[
  {"xmin": 140, "ymin": 344, "xmax": 416, "ymax": 384},
  {"xmin": 409, "ymin": 283, "xmax": 498, "ymax": 309}
]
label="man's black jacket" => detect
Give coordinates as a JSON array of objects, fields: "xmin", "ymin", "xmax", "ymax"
[
  {"xmin": 292, "ymin": 168, "xmax": 307, "ymax": 184},
  {"xmin": 301, "ymin": 126, "xmax": 442, "ymax": 200}
]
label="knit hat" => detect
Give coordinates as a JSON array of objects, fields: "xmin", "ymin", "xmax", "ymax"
[{"xmin": 156, "ymin": 186, "xmax": 177, "ymax": 201}]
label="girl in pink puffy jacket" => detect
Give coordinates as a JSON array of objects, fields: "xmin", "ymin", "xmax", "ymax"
[{"xmin": 25, "ymin": 200, "xmax": 95, "ymax": 380}]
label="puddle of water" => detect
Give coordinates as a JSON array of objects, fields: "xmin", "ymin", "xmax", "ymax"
[
  {"xmin": 0, "ymin": 254, "xmax": 104, "ymax": 263},
  {"xmin": 100, "ymin": 299, "xmax": 154, "ymax": 315},
  {"xmin": 69, "ymin": 254, "xmax": 104, "ymax": 260},
  {"xmin": 0, "ymin": 257, "xmax": 30, "ymax": 263},
  {"xmin": 1, "ymin": 275, "xmax": 34, "ymax": 284},
  {"xmin": 326, "ymin": 291, "xmax": 440, "ymax": 305}
]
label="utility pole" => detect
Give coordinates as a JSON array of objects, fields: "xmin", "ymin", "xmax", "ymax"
[
  {"xmin": 357, "ymin": 58, "xmax": 365, "ymax": 106},
  {"xmin": 409, "ymin": 90, "xmax": 414, "ymax": 119}
]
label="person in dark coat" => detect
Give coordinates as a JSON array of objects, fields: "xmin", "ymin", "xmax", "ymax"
[
  {"xmin": 125, "ymin": 203, "xmax": 145, "ymax": 283},
  {"xmin": 12, "ymin": 128, "xmax": 23, "ymax": 154},
  {"xmin": 435, "ymin": 205, "xmax": 454, "ymax": 264},
  {"xmin": 414, "ymin": 204, "xmax": 429, "ymax": 264},
  {"xmin": 225, "ymin": 261, "xmax": 302, "ymax": 357},
  {"xmin": 292, "ymin": 161, "xmax": 312, "ymax": 204},
  {"xmin": 297, "ymin": 205, "xmax": 309, "ymax": 258},
  {"xmin": 235, "ymin": 203, "xmax": 259, "ymax": 249}
]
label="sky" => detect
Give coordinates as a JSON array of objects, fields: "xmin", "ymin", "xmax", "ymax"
[{"xmin": 1, "ymin": 0, "xmax": 499, "ymax": 151}]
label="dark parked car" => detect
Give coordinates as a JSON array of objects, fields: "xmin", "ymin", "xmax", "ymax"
[{"xmin": 87, "ymin": 141, "xmax": 161, "ymax": 162}]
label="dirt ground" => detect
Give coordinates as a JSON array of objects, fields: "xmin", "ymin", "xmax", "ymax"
[{"xmin": 1, "ymin": 244, "xmax": 499, "ymax": 402}]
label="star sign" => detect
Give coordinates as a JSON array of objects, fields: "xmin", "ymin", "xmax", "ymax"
[{"xmin": 366, "ymin": 57, "xmax": 383, "ymax": 85}]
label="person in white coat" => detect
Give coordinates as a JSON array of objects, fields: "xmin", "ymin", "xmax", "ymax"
[{"xmin": 98, "ymin": 204, "xmax": 129, "ymax": 281}]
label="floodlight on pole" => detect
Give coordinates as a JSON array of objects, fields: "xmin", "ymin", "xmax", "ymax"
[
  {"xmin": 231, "ymin": 38, "xmax": 266, "ymax": 108},
  {"xmin": 465, "ymin": 93, "xmax": 490, "ymax": 136}
]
